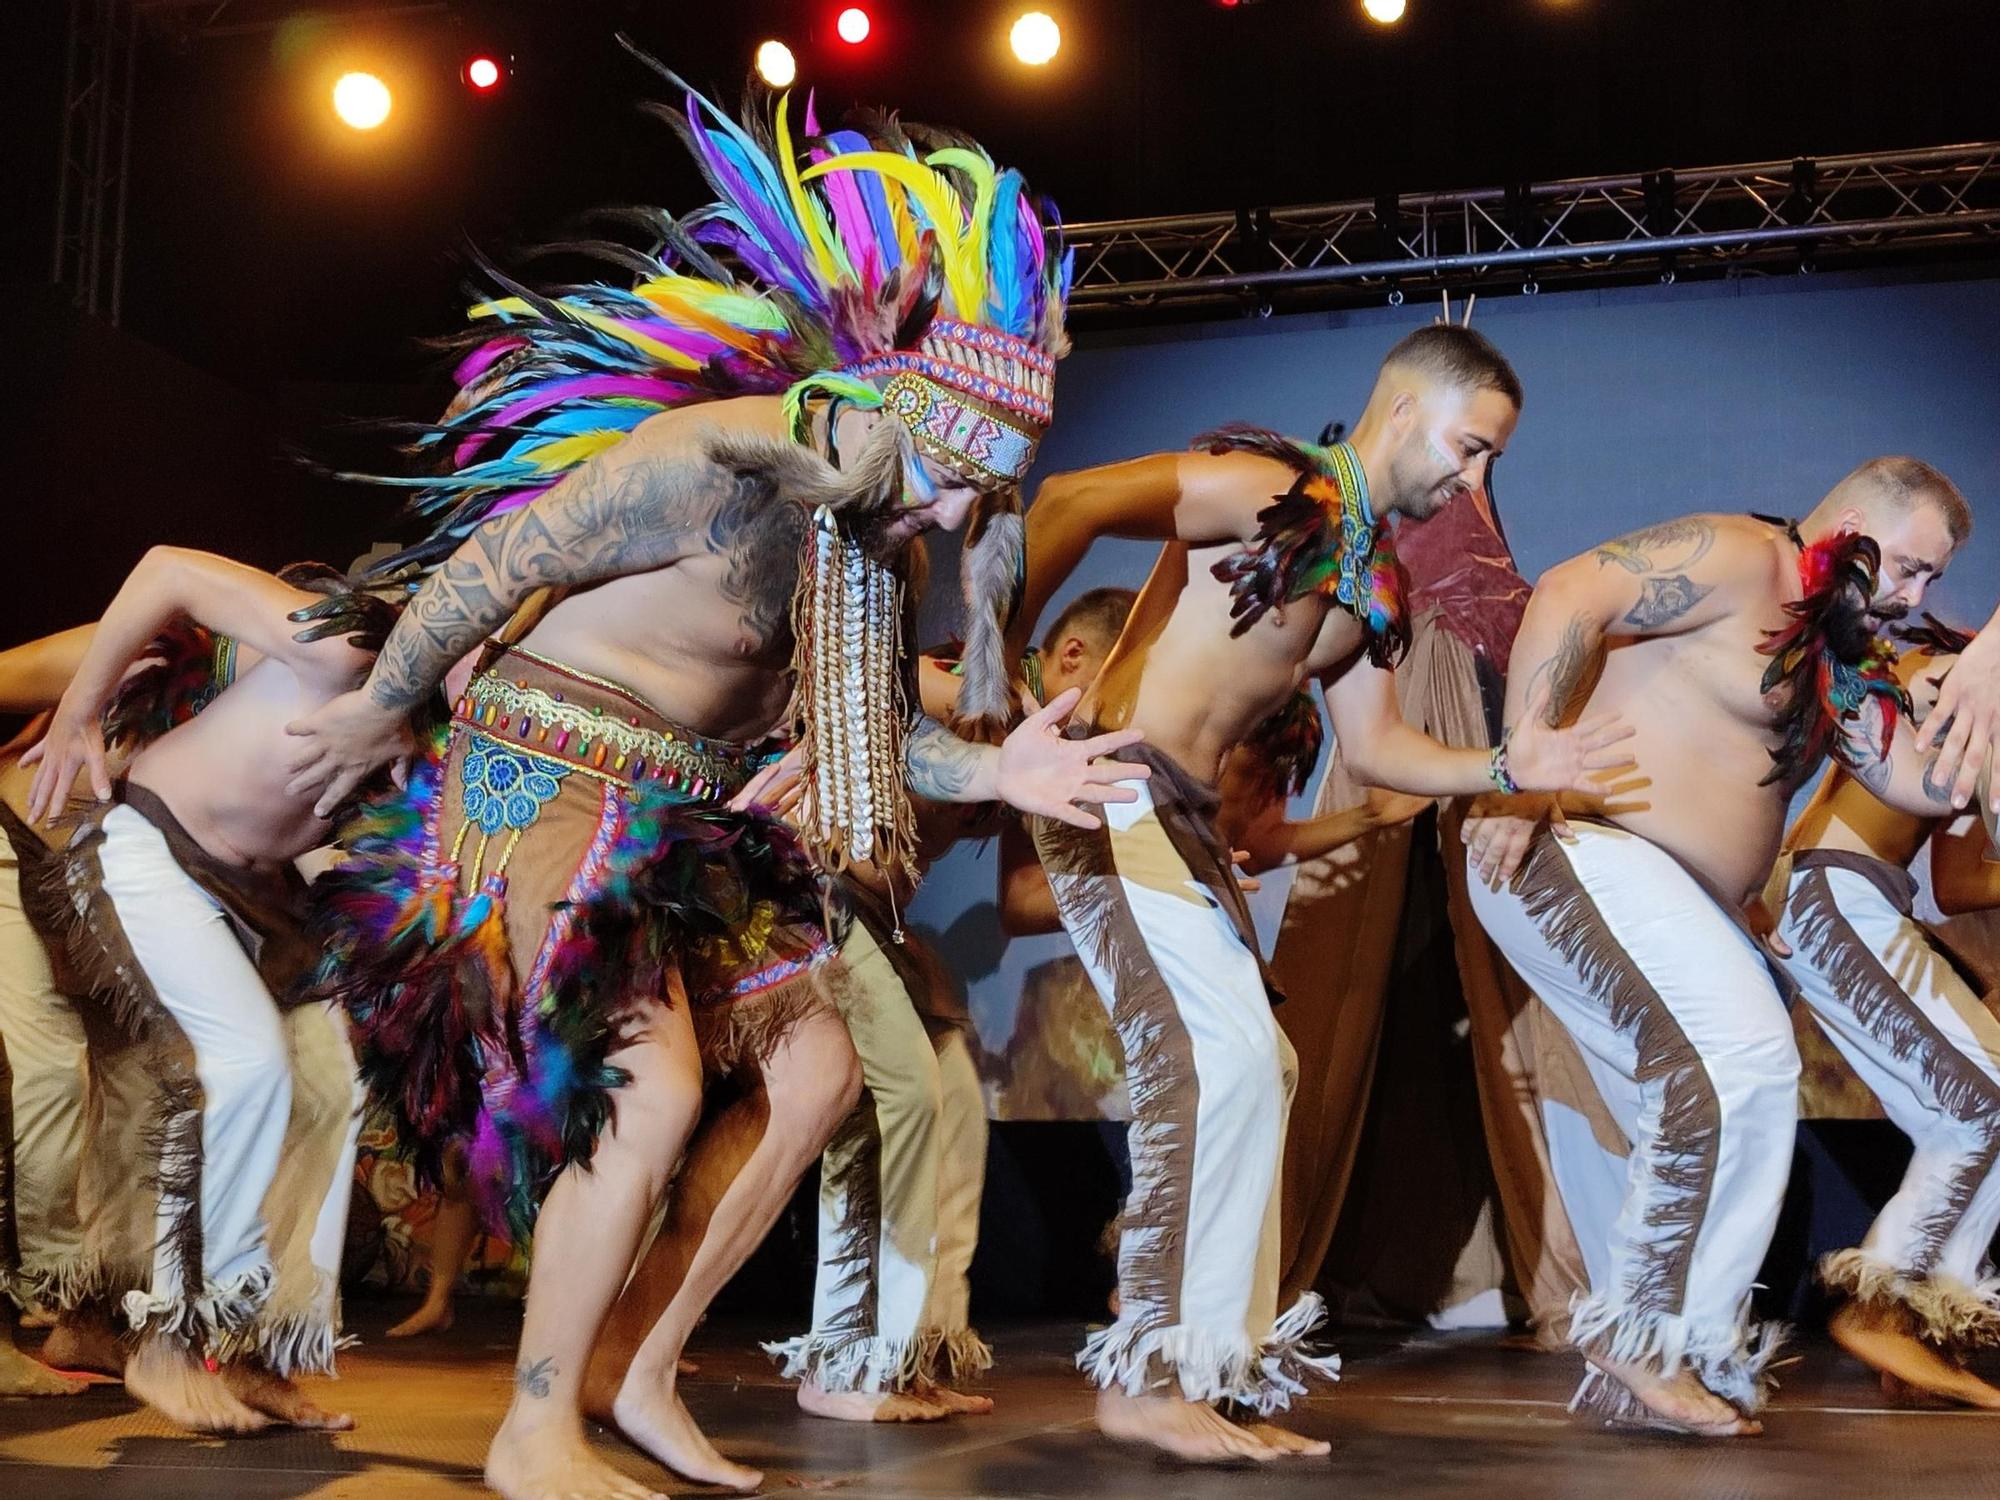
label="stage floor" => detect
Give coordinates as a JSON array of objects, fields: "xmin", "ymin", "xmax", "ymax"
[{"xmin": 6, "ymin": 1306, "xmax": 2000, "ymax": 1499}]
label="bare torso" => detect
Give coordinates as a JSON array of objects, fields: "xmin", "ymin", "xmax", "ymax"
[
  {"xmin": 1562, "ymin": 516, "xmax": 1802, "ymax": 902},
  {"xmin": 127, "ymin": 655, "xmax": 358, "ymax": 869},
  {"xmin": 1081, "ymin": 531, "xmax": 1360, "ymax": 787},
  {"xmin": 512, "ymin": 397, "xmax": 806, "ymax": 746}
]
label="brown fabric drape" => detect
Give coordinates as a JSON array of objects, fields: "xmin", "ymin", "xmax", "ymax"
[{"xmin": 1272, "ymin": 613, "xmax": 1600, "ymax": 1340}]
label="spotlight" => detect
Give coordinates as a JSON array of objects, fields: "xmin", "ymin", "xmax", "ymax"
[
  {"xmin": 1363, "ymin": 0, "xmax": 1407, "ymax": 22},
  {"xmin": 1010, "ymin": 11, "xmax": 1061, "ymax": 65},
  {"xmin": 463, "ymin": 55, "xmax": 502, "ymax": 92},
  {"xmin": 755, "ymin": 39, "xmax": 798, "ymax": 87},
  {"xmin": 836, "ymin": 7, "xmax": 871, "ymax": 44},
  {"xmin": 332, "ymin": 71, "xmax": 391, "ymax": 130}
]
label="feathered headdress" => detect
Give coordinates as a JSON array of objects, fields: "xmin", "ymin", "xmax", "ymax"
[
  {"xmin": 355, "ymin": 40, "xmax": 1071, "ymax": 876},
  {"xmin": 1196, "ymin": 425, "xmax": 1410, "ymax": 667},
  {"xmin": 1757, "ymin": 529, "xmax": 1910, "ymax": 787}
]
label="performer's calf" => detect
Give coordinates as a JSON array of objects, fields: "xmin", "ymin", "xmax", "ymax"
[
  {"xmin": 485, "ymin": 1002, "xmax": 703, "ymax": 1500},
  {"xmin": 607, "ymin": 1005, "xmax": 861, "ymax": 1493}
]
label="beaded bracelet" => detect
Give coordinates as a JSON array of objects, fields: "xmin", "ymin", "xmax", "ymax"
[{"xmin": 1488, "ymin": 733, "xmax": 1522, "ymax": 795}]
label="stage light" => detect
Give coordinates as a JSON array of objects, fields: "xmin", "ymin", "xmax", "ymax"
[
  {"xmin": 333, "ymin": 71, "xmax": 391, "ymax": 130},
  {"xmin": 463, "ymin": 55, "xmax": 502, "ymax": 92},
  {"xmin": 836, "ymin": 7, "xmax": 871, "ymax": 44},
  {"xmin": 1010, "ymin": 11, "xmax": 1061, "ymax": 65},
  {"xmin": 1363, "ymin": 0, "xmax": 1407, "ymax": 22},
  {"xmin": 756, "ymin": 39, "xmax": 798, "ymax": 87}
]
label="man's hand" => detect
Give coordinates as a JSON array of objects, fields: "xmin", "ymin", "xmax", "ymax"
[
  {"xmin": 1231, "ymin": 849, "xmax": 1262, "ymax": 895},
  {"xmin": 283, "ymin": 690, "xmax": 415, "ymax": 819},
  {"xmin": 1919, "ymin": 624, "xmax": 2000, "ymax": 809},
  {"xmin": 730, "ymin": 746, "xmax": 807, "ymax": 822},
  {"xmin": 995, "ymin": 687, "xmax": 1152, "ymax": 830},
  {"xmin": 1461, "ymin": 794, "xmax": 1570, "ymax": 887},
  {"xmin": 1503, "ymin": 678, "xmax": 1637, "ymax": 796},
  {"xmin": 20, "ymin": 701, "xmax": 111, "ymax": 826}
]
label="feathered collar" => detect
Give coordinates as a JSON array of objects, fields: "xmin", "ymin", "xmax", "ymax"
[
  {"xmin": 1754, "ymin": 515, "xmax": 1910, "ymax": 787},
  {"xmin": 1196, "ymin": 424, "xmax": 1410, "ymax": 668}
]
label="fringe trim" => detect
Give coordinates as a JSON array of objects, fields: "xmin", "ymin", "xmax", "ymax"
[
  {"xmin": 695, "ymin": 962, "xmax": 838, "ymax": 1078},
  {"xmin": 1788, "ymin": 871, "xmax": 2000, "ymax": 1262},
  {"xmin": 1513, "ymin": 829, "xmax": 1722, "ymax": 1317},
  {"xmin": 212, "ymin": 1274, "xmax": 356, "ymax": 1380},
  {"xmin": 10, "ymin": 1254, "xmax": 148, "ymax": 1315},
  {"xmin": 921, "ymin": 1326, "xmax": 995, "ymax": 1384},
  {"xmin": 1077, "ymin": 1291, "xmax": 1342, "ymax": 1417},
  {"xmin": 1821, "ymin": 1248, "xmax": 2000, "ymax": 1352},
  {"xmin": 37, "ymin": 814, "xmax": 174, "ymax": 1043},
  {"xmin": 761, "ymin": 1330, "xmax": 927, "ymax": 1395},
  {"xmin": 121, "ymin": 1262, "xmax": 274, "ymax": 1354},
  {"xmin": 1567, "ymin": 1291, "xmax": 1786, "ymax": 1417}
]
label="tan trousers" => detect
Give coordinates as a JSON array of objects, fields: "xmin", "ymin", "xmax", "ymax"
[
  {"xmin": 0, "ymin": 850, "xmax": 154, "ymax": 1310},
  {"xmin": 765, "ymin": 914, "xmax": 992, "ymax": 1390}
]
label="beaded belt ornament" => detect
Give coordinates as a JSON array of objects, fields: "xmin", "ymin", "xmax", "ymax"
[{"xmin": 453, "ymin": 665, "xmax": 752, "ymax": 801}]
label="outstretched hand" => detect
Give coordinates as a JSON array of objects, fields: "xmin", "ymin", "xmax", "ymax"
[
  {"xmin": 995, "ymin": 687, "xmax": 1152, "ymax": 830},
  {"xmin": 1504, "ymin": 679, "xmax": 1638, "ymax": 796},
  {"xmin": 283, "ymin": 690, "xmax": 415, "ymax": 820}
]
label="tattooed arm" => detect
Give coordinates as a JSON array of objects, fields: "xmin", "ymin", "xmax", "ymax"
[
  {"xmin": 1843, "ymin": 650, "xmax": 1961, "ymax": 818},
  {"xmin": 906, "ymin": 717, "xmax": 1002, "ymax": 804},
  {"xmin": 282, "ymin": 415, "xmax": 726, "ymax": 814},
  {"xmin": 1504, "ymin": 514, "xmax": 1772, "ymax": 735}
]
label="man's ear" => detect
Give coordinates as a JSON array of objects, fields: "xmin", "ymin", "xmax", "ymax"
[
  {"xmin": 1836, "ymin": 505, "xmax": 1868, "ymax": 536},
  {"xmin": 1059, "ymin": 634, "xmax": 1088, "ymax": 669}
]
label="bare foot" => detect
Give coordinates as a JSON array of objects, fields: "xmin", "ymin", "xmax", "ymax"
[
  {"xmin": 124, "ymin": 1338, "xmax": 271, "ymax": 1433},
  {"xmin": 16, "ymin": 1304, "xmax": 56, "ymax": 1330},
  {"xmin": 1831, "ymin": 1300, "xmax": 2000, "ymax": 1410},
  {"xmin": 42, "ymin": 1320, "xmax": 128, "ymax": 1378},
  {"xmin": 0, "ymin": 1340, "xmax": 86, "ymax": 1396},
  {"xmin": 676, "ymin": 1357, "xmax": 697, "ymax": 1378},
  {"xmin": 612, "ymin": 1375, "xmax": 762, "ymax": 1492},
  {"xmin": 486, "ymin": 1411, "xmax": 664, "ymax": 1500},
  {"xmin": 1096, "ymin": 1390, "xmax": 1281, "ymax": 1464},
  {"xmin": 912, "ymin": 1379, "xmax": 994, "ymax": 1416},
  {"xmin": 386, "ymin": 1300, "xmax": 456, "ymax": 1339},
  {"xmin": 1241, "ymin": 1420, "xmax": 1332, "ymax": 1457},
  {"xmin": 796, "ymin": 1380, "xmax": 949, "ymax": 1422},
  {"xmin": 221, "ymin": 1363, "xmax": 356, "ymax": 1430},
  {"xmin": 1584, "ymin": 1354, "xmax": 1758, "ymax": 1437}
]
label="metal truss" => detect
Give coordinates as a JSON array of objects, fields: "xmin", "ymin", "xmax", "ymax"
[
  {"xmin": 1064, "ymin": 143, "xmax": 2000, "ymax": 316},
  {"xmin": 51, "ymin": 0, "xmax": 140, "ymax": 324}
]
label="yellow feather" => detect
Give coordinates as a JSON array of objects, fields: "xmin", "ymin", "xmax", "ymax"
[
  {"xmin": 774, "ymin": 92, "xmax": 849, "ymax": 286},
  {"xmin": 802, "ymin": 151, "xmax": 978, "ymax": 317},
  {"xmin": 527, "ymin": 429, "xmax": 629, "ymax": 472},
  {"xmin": 468, "ymin": 297, "xmax": 702, "ymax": 369},
  {"xmin": 926, "ymin": 148, "xmax": 996, "ymax": 317}
]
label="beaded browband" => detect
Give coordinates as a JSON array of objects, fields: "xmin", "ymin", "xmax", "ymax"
[{"xmin": 844, "ymin": 319, "xmax": 1056, "ymax": 488}]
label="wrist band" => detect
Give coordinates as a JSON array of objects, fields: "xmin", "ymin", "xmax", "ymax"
[{"xmin": 1488, "ymin": 734, "xmax": 1521, "ymax": 795}]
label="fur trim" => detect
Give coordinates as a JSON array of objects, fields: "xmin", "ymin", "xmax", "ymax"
[
  {"xmin": 1567, "ymin": 1291, "xmax": 1786, "ymax": 1417},
  {"xmin": 1821, "ymin": 1248, "xmax": 2000, "ymax": 1352},
  {"xmin": 1078, "ymin": 1291, "xmax": 1341, "ymax": 1416},
  {"xmin": 951, "ymin": 503, "xmax": 1026, "ymax": 740}
]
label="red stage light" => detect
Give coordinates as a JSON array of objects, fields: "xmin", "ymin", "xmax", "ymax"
[
  {"xmin": 463, "ymin": 55, "xmax": 503, "ymax": 91},
  {"xmin": 836, "ymin": 7, "xmax": 871, "ymax": 44}
]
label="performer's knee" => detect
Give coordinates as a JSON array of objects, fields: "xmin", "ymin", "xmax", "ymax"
[{"xmin": 199, "ymin": 1008, "xmax": 292, "ymax": 1119}]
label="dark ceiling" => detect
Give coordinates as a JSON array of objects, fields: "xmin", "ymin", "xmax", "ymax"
[{"xmin": 7, "ymin": 0, "xmax": 1999, "ymax": 392}]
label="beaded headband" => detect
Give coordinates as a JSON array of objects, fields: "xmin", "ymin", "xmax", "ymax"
[{"xmin": 843, "ymin": 319, "xmax": 1055, "ymax": 488}]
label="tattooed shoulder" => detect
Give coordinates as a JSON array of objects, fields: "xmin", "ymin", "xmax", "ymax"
[
  {"xmin": 1622, "ymin": 574, "xmax": 1714, "ymax": 630},
  {"xmin": 1593, "ymin": 516, "xmax": 1716, "ymax": 575}
]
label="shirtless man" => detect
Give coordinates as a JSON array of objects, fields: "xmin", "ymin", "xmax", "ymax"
[
  {"xmin": 277, "ymin": 64, "xmax": 1146, "ymax": 1494},
  {"xmin": 1770, "ymin": 623, "xmax": 2000, "ymax": 1408},
  {"xmin": 1464, "ymin": 457, "xmax": 1971, "ymax": 1436},
  {"xmin": 1013, "ymin": 324, "xmax": 1632, "ymax": 1462},
  {"xmin": 24, "ymin": 550, "xmax": 390, "ymax": 1434}
]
